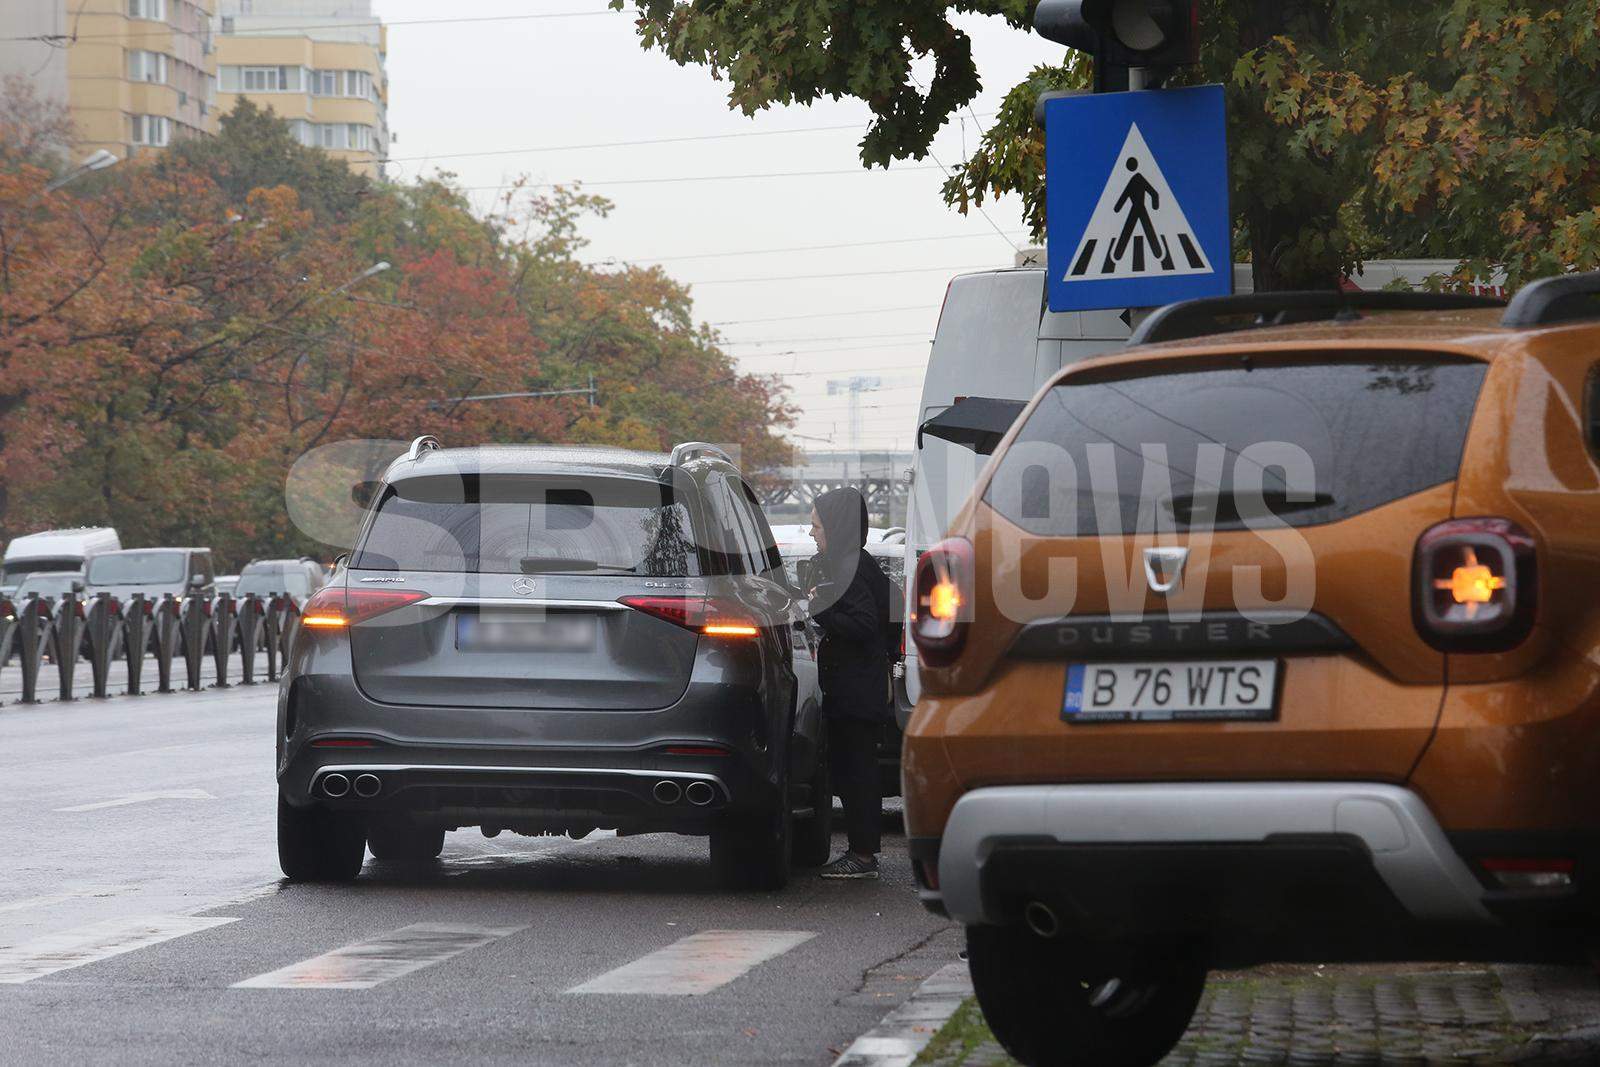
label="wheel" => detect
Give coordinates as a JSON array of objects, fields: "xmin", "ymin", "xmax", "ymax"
[
  {"xmin": 366, "ymin": 816, "xmax": 446, "ymax": 863},
  {"xmin": 792, "ymin": 722, "xmax": 832, "ymax": 868},
  {"xmin": 965, "ymin": 925, "xmax": 1206, "ymax": 1067},
  {"xmin": 711, "ymin": 777, "xmax": 792, "ymax": 891},
  {"xmin": 277, "ymin": 791, "xmax": 366, "ymax": 882}
]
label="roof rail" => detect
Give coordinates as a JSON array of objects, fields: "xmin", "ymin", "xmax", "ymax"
[
  {"xmin": 1128, "ymin": 290, "xmax": 1505, "ymax": 347},
  {"xmin": 669, "ymin": 441, "xmax": 733, "ymax": 467},
  {"xmin": 1501, "ymin": 271, "xmax": 1600, "ymax": 328},
  {"xmin": 405, "ymin": 435, "xmax": 441, "ymax": 461}
]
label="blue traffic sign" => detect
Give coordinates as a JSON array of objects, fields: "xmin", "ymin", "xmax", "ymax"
[{"xmin": 1044, "ymin": 84, "xmax": 1230, "ymax": 313}]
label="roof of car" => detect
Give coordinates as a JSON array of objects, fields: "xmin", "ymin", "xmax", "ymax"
[
  {"xmin": 95, "ymin": 546, "xmax": 208, "ymax": 555},
  {"xmin": 387, "ymin": 443, "xmax": 712, "ymax": 482},
  {"xmin": 1072, "ymin": 308, "xmax": 1562, "ymax": 381}
]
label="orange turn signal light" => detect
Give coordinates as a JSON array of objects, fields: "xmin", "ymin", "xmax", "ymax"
[{"xmin": 927, "ymin": 580, "xmax": 962, "ymax": 622}]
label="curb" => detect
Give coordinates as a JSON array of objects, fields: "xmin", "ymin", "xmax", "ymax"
[{"xmin": 833, "ymin": 960, "xmax": 973, "ymax": 1067}]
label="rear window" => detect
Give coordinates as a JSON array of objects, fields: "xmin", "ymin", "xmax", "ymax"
[
  {"xmin": 353, "ymin": 475, "xmax": 701, "ymax": 576},
  {"xmin": 87, "ymin": 551, "xmax": 186, "ymax": 585},
  {"xmin": 986, "ymin": 357, "xmax": 1488, "ymax": 534}
]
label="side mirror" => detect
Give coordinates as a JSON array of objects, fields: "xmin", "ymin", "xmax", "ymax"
[
  {"xmin": 71, "ymin": 579, "xmax": 86, "ymax": 593},
  {"xmin": 333, "ymin": 552, "xmax": 350, "ymax": 568},
  {"xmin": 189, "ymin": 573, "xmax": 206, "ymax": 588},
  {"xmin": 795, "ymin": 558, "xmax": 815, "ymax": 589}
]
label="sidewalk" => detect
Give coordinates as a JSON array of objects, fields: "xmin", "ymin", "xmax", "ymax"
[{"xmin": 848, "ymin": 961, "xmax": 1600, "ymax": 1066}]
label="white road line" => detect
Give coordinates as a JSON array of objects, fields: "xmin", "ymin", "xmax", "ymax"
[
  {"xmin": 0, "ymin": 914, "xmax": 239, "ymax": 984},
  {"xmin": 55, "ymin": 789, "xmax": 216, "ymax": 813},
  {"xmin": 233, "ymin": 923, "xmax": 524, "ymax": 990},
  {"xmin": 832, "ymin": 962, "xmax": 973, "ymax": 1067},
  {"xmin": 567, "ymin": 929, "xmax": 815, "ymax": 996},
  {"xmin": 0, "ymin": 886, "xmax": 134, "ymax": 915}
]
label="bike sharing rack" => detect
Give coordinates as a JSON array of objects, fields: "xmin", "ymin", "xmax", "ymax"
[{"xmin": 0, "ymin": 587, "xmax": 307, "ymax": 706}]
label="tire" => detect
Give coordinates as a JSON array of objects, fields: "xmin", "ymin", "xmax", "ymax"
[
  {"xmin": 277, "ymin": 791, "xmax": 366, "ymax": 882},
  {"xmin": 792, "ymin": 722, "xmax": 833, "ymax": 868},
  {"xmin": 966, "ymin": 925, "xmax": 1206, "ymax": 1067},
  {"xmin": 366, "ymin": 816, "xmax": 446, "ymax": 863},
  {"xmin": 711, "ymin": 776, "xmax": 793, "ymax": 891}
]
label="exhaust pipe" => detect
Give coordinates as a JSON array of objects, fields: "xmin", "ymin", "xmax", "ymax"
[
  {"xmin": 684, "ymin": 781, "xmax": 715, "ymax": 807},
  {"xmin": 652, "ymin": 780, "xmax": 682, "ymax": 804},
  {"xmin": 321, "ymin": 772, "xmax": 350, "ymax": 799},
  {"xmin": 353, "ymin": 773, "xmax": 382, "ymax": 799},
  {"xmin": 1023, "ymin": 900, "xmax": 1060, "ymax": 939}
]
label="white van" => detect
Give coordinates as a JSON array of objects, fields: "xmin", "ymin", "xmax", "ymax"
[
  {"xmin": 896, "ymin": 259, "xmax": 1468, "ymax": 721},
  {"xmin": 897, "ymin": 268, "xmax": 1130, "ymax": 721},
  {"xmin": 1, "ymin": 527, "xmax": 121, "ymax": 598}
]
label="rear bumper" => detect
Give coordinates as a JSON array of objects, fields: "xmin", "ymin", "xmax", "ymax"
[
  {"xmin": 937, "ymin": 782, "xmax": 1494, "ymax": 927},
  {"xmin": 280, "ymin": 740, "xmax": 755, "ymax": 832}
]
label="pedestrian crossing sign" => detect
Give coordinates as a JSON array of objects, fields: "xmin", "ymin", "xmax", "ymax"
[{"xmin": 1044, "ymin": 84, "xmax": 1230, "ymax": 313}]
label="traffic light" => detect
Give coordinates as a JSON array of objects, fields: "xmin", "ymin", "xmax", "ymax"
[{"xmin": 1034, "ymin": 0, "xmax": 1199, "ymax": 86}]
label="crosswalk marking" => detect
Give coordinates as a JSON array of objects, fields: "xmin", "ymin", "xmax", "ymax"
[
  {"xmin": 567, "ymin": 929, "xmax": 815, "ymax": 996},
  {"xmin": 0, "ymin": 914, "xmax": 239, "ymax": 984},
  {"xmin": 233, "ymin": 923, "xmax": 524, "ymax": 989}
]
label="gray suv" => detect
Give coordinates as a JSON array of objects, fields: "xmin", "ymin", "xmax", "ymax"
[{"xmin": 276, "ymin": 438, "xmax": 829, "ymax": 889}]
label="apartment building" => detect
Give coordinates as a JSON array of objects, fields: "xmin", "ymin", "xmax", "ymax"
[
  {"xmin": 213, "ymin": 0, "xmax": 388, "ymax": 177},
  {"xmin": 0, "ymin": 0, "xmax": 219, "ymax": 158}
]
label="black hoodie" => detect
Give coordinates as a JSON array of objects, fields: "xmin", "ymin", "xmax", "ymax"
[{"xmin": 809, "ymin": 487, "xmax": 891, "ymax": 722}]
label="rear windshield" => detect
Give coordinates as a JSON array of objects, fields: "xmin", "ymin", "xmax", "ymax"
[
  {"xmin": 353, "ymin": 475, "xmax": 701, "ymax": 576},
  {"xmin": 3, "ymin": 558, "xmax": 82, "ymax": 582},
  {"xmin": 236, "ymin": 569, "xmax": 313, "ymax": 598},
  {"xmin": 87, "ymin": 551, "xmax": 187, "ymax": 585},
  {"xmin": 985, "ymin": 358, "xmax": 1488, "ymax": 534}
]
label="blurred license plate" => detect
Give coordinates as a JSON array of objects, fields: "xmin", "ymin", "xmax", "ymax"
[
  {"xmin": 456, "ymin": 614, "xmax": 595, "ymax": 652},
  {"xmin": 1062, "ymin": 660, "xmax": 1277, "ymax": 723}
]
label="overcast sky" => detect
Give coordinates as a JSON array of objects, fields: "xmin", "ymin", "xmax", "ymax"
[{"xmin": 371, "ymin": 0, "xmax": 1058, "ymax": 452}]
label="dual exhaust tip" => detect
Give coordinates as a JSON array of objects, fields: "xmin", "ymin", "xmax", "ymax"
[
  {"xmin": 653, "ymin": 779, "xmax": 715, "ymax": 806},
  {"xmin": 321, "ymin": 772, "xmax": 381, "ymax": 799}
]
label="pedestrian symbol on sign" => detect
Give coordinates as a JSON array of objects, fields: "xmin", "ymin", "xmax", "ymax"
[{"xmin": 1063, "ymin": 123, "xmax": 1211, "ymax": 283}]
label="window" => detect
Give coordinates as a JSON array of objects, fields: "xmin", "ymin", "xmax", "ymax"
[
  {"xmin": 128, "ymin": 0, "xmax": 166, "ymax": 20},
  {"xmin": 239, "ymin": 65, "xmax": 299, "ymax": 92},
  {"xmin": 87, "ymin": 551, "xmax": 185, "ymax": 586},
  {"xmin": 985, "ymin": 357, "xmax": 1491, "ymax": 535},
  {"xmin": 353, "ymin": 475, "xmax": 700, "ymax": 577},
  {"xmin": 310, "ymin": 69, "xmax": 338, "ymax": 95},
  {"xmin": 738, "ymin": 480, "xmax": 784, "ymax": 575},
  {"xmin": 129, "ymin": 114, "xmax": 170, "ymax": 146},
  {"xmin": 126, "ymin": 50, "xmax": 168, "ymax": 83}
]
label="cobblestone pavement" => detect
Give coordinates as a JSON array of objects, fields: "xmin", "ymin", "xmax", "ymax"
[{"xmin": 917, "ymin": 965, "xmax": 1600, "ymax": 1065}]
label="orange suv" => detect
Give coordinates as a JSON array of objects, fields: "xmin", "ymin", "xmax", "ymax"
[{"xmin": 904, "ymin": 275, "xmax": 1600, "ymax": 1066}]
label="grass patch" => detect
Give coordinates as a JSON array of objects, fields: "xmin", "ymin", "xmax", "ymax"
[{"xmin": 914, "ymin": 998, "xmax": 1000, "ymax": 1065}]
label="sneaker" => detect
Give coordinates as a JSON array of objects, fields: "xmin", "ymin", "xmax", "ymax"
[{"xmin": 819, "ymin": 853, "xmax": 879, "ymax": 880}]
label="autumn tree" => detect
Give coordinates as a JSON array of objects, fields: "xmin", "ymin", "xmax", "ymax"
[
  {"xmin": 612, "ymin": 0, "xmax": 1600, "ymax": 289},
  {"xmin": 0, "ymin": 95, "xmax": 792, "ymax": 563}
]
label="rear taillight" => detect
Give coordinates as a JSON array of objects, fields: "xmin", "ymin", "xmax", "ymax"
[
  {"xmin": 1413, "ymin": 518, "xmax": 1536, "ymax": 651},
  {"xmin": 618, "ymin": 595, "xmax": 760, "ymax": 638},
  {"xmin": 911, "ymin": 537, "xmax": 973, "ymax": 667},
  {"xmin": 300, "ymin": 585, "xmax": 428, "ymax": 628}
]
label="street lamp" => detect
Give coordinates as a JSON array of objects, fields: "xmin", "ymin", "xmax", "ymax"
[
  {"xmin": 331, "ymin": 260, "xmax": 391, "ymax": 296},
  {"xmin": 43, "ymin": 149, "xmax": 120, "ymax": 193}
]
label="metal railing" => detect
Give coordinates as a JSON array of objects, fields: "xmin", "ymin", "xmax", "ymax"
[{"xmin": 0, "ymin": 591, "xmax": 302, "ymax": 704}]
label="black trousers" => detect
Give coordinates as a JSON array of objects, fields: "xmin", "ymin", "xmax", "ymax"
[{"xmin": 828, "ymin": 716, "xmax": 882, "ymax": 856}]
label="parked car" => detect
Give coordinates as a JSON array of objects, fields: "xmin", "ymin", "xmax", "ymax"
[
  {"xmin": 84, "ymin": 547, "xmax": 215, "ymax": 603},
  {"xmin": 276, "ymin": 437, "xmax": 827, "ymax": 888},
  {"xmin": 903, "ymin": 280, "xmax": 1600, "ymax": 1065},
  {"xmin": 215, "ymin": 575, "xmax": 239, "ymax": 599},
  {"xmin": 234, "ymin": 557, "xmax": 326, "ymax": 606},
  {"xmin": 2, "ymin": 527, "xmax": 119, "ymax": 598}
]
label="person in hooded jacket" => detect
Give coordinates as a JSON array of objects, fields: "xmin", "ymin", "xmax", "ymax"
[{"xmin": 806, "ymin": 487, "xmax": 892, "ymax": 879}]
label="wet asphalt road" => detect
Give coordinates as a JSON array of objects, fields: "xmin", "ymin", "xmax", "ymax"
[{"xmin": 0, "ymin": 683, "xmax": 953, "ymax": 1066}]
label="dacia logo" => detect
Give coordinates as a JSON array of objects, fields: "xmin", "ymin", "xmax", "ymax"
[{"xmin": 1142, "ymin": 546, "xmax": 1189, "ymax": 595}]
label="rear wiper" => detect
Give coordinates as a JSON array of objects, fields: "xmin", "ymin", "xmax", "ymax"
[
  {"xmin": 1166, "ymin": 492, "xmax": 1335, "ymax": 525},
  {"xmin": 519, "ymin": 557, "xmax": 636, "ymax": 574}
]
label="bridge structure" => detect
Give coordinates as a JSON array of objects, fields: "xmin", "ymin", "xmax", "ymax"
[{"xmin": 756, "ymin": 450, "xmax": 913, "ymax": 525}]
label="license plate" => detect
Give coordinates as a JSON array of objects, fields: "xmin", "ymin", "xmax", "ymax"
[
  {"xmin": 456, "ymin": 613, "xmax": 596, "ymax": 653},
  {"xmin": 1062, "ymin": 660, "xmax": 1278, "ymax": 723}
]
